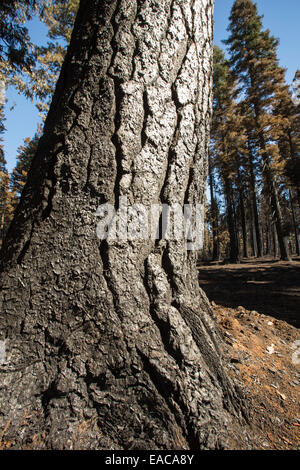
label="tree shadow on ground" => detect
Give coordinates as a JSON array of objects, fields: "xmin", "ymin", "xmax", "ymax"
[{"xmin": 198, "ymin": 257, "xmax": 300, "ymax": 328}]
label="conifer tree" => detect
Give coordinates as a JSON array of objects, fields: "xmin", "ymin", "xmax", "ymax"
[
  {"xmin": 0, "ymin": 154, "xmax": 15, "ymax": 243},
  {"xmin": 243, "ymin": 105, "xmax": 263, "ymax": 258},
  {"xmin": 7, "ymin": 0, "xmax": 80, "ymax": 115},
  {"xmin": 0, "ymin": 0, "xmax": 36, "ymax": 71},
  {"xmin": 282, "ymin": 70, "xmax": 300, "ymax": 197},
  {"xmin": 11, "ymin": 131, "xmax": 40, "ymax": 198},
  {"xmin": 211, "ymin": 46, "xmax": 242, "ymax": 263},
  {"xmin": 225, "ymin": 0, "xmax": 291, "ymax": 260},
  {"xmin": 273, "ymin": 83, "xmax": 300, "ymax": 254}
]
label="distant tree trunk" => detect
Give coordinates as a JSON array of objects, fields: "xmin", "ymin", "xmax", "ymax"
[
  {"xmin": 239, "ymin": 195, "xmax": 248, "ymax": 258},
  {"xmin": 0, "ymin": 0, "xmax": 244, "ymax": 450},
  {"xmin": 264, "ymin": 166, "xmax": 291, "ymax": 260},
  {"xmin": 288, "ymin": 131, "xmax": 300, "ymax": 209},
  {"xmin": 265, "ymin": 219, "xmax": 272, "ymax": 256},
  {"xmin": 250, "ymin": 224, "xmax": 257, "ymax": 257},
  {"xmin": 237, "ymin": 180, "xmax": 248, "ymax": 259},
  {"xmin": 289, "ymin": 189, "xmax": 300, "ymax": 256},
  {"xmin": 253, "ymin": 106, "xmax": 291, "ymax": 260},
  {"xmin": 224, "ymin": 177, "xmax": 240, "ymax": 264},
  {"xmin": 249, "ymin": 203, "xmax": 257, "ymax": 257},
  {"xmin": 208, "ymin": 153, "xmax": 220, "ymax": 261},
  {"xmin": 247, "ymin": 145, "xmax": 262, "ymax": 258},
  {"xmin": 234, "ymin": 154, "xmax": 248, "ymax": 259},
  {"xmin": 273, "ymin": 223, "xmax": 279, "ymax": 258}
]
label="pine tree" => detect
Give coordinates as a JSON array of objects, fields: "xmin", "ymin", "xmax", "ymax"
[
  {"xmin": 225, "ymin": 0, "xmax": 291, "ymax": 261},
  {"xmin": 282, "ymin": 71, "xmax": 300, "ymax": 197},
  {"xmin": 11, "ymin": 131, "xmax": 40, "ymax": 198},
  {"xmin": 0, "ymin": 154, "xmax": 15, "ymax": 243},
  {"xmin": 273, "ymin": 83, "xmax": 300, "ymax": 254},
  {"xmin": 211, "ymin": 46, "xmax": 244, "ymax": 263},
  {"xmin": 0, "ymin": 0, "xmax": 36, "ymax": 71},
  {"xmin": 7, "ymin": 0, "xmax": 80, "ymax": 115}
]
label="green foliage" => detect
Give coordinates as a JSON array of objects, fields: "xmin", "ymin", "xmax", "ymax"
[
  {"xmin": 225, "ymin": 0, "xmax": 293, "ymax": 181},
  {"xmin": 212, "ymin": 46, "xmax": 231, "ymax": 106},
  {"xmin": 0, "ymin": 1, "xmax": 79, "ymax": 116},
  {"xmin": 0, "ymin": 0, "xmax": 36, "ymax": 72},
  {"xmin": 13, "ymin": 0, "xmax": 80, "ymax": 114},
  {"xmin": 0, "ymin": 1, "xmax": 37, "ymax": 131}
]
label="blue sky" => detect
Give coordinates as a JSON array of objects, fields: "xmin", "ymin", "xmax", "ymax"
[
  {"xmin": 214, "ymin": 0, "xmax": 300, "ymax": 85},
  {"xmin": 3, "ymin": 0, "xmax": 300, "ymax": 172}
]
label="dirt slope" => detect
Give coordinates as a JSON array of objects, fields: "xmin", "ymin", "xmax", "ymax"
[{"xmin": 214, "ymin": 302, "xmax": 300, "ymax": 449}]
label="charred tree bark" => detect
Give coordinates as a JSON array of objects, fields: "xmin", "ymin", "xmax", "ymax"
[
  {"xmin": 273, "ymin": 223, "xmax": 279, "ymax": 258},
  {"xmin": 239, "ymin": 195, "xmax": 248, "ymax": 258},
  {"xmin": 0, "ymin": 0, "xmax": 245, "ymax": 450},
  {"xmin": 288, "ymin": 131, "xmax": 300, "ymax": 209},
  {"xmin": 265, "ymin": 219, "xmax": 272, "ymax": 256},
  {"xmin": 289, "ymin": 189, "xmax": 300, "ymax": 256},
  {"xmin": 249, "ymin": 203, "xmax": 258, "ymax": 257}
]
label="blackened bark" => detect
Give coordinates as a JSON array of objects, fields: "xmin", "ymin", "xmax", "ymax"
[
  {"xmin": 289, "ymin": 189, "xmax": 300, "ymax": 256},
  {"xmin": 239, "ymin": 195, "xmax": 248, "ymax": 258},
  {"xmin": 0, "ymin": 0, "xmax": 245, "ymax": 450},
  {"xmin": 265, "ymin": 219, "xmax": 272, "ymax": 256},
  {"xmin": 263, "ymin": 159, "xmax": 291, "ymax": 261},
  {"xmin": 273, "ymin": 223, "xmax": 279, "ymax": 258},
  {"xmin": 250, "ymin": 221, "xmax": 257, "ymax": 257},
  {"xmin": 224, "ymin": 177, "xmax": 240, "ymax": 264},
  {"xmin": 288, "ymin": 131, "xmax": 300, "ymax": 209}
]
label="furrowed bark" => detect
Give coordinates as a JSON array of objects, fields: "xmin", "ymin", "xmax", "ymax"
[{"xmin": 0, "ymin": 0, "xmax": 245, "ymax": 450}]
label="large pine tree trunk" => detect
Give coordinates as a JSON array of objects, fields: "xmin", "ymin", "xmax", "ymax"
[{"xmin": 0, "ymin": 0, "xmax": 244, "ymax": 450}]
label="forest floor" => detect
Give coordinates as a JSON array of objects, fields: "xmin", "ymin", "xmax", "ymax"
[{"xmin": 198, "ymin": 257, "xmax": 300, "ymax": 449}]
